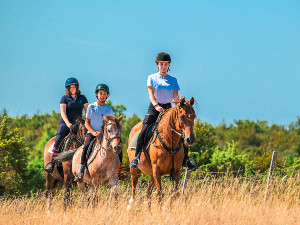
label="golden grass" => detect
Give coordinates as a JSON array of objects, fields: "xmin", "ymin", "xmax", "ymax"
[{"xmin": 0, "ymin": 175, "xmax": 299, "ymax": 225}]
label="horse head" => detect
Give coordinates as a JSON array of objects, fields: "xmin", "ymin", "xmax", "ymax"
[
  {"xmin": 102, "ymin": 115, "xmax": 123, "ymax": 154},
  {"xmin": 176, "ymin": 97, "xmax": 196, "ymax": 146},
  {"xmin": 73, "ymin": 116, "xmax": 87, "ymax": 141}
]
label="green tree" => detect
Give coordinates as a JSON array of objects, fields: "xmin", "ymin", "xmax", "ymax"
[{"xmin": 0, "ymin": 116, "xmax": 29, "ymax": 195}]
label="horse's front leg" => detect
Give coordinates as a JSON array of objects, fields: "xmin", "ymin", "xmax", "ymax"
[
  {"xmin": 152, "ymin": 164, "xmax": 162, "ymax": 203},
  {"xmin": 109, "ymin": 176, "xmax": 119, "ymax": 207},
  {"xmin": 44, "ymin": 172, "xmax": 56, "ymax": 213},
  {"xmin": 63, "ymin": 176, "xmax": 73, "ymax": 210},
  {"xmin": 127, "ymin": 168, "xmax": 138, "ymax": 211},
  {"xmin": 171, "ymin": 170, "xmax": 181, "ymax": 201},
  {"xmin": 146, "ymin": 176, "xmax": 155, "ymax": 208}
]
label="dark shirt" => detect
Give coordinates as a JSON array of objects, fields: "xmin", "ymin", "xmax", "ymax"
[{"xmin": 59, "ymin": 94, "xmax": 88, "ymax": 124}]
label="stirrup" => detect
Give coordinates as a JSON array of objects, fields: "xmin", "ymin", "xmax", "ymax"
[
  {"xmin": 129, "ymin": 157, "xmax": 139, "ymax": 169},
  {"xmin": 44, "ymin": 161, "xmax": 55, "ymax": 173}
]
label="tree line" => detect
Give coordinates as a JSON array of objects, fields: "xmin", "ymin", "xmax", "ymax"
[{"xmin": 0, "ymin": 102, "xmax": 299, "ymax": 196}]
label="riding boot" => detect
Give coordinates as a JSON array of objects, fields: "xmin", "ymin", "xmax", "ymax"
[
  {"xmin": 129, "ymin": 156, "xmax": 140, "ymax": 169},
  {"xmin": 74, "ymin": 165, "xmax": 85, "ymax": 183},
  {"xmin": 44, "ymin": 147, "xmax": 58, "ymax": 173},
  {"xmin": 183, "ymin": 145, "xmax": 197, "ymax": 170}
]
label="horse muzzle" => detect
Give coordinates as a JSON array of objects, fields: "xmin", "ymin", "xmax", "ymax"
[
  {"xmin": 185, "ymin": 135, "xmax": 196, "ymax": 146},
  {"xmin": 113, "ymin": 145, "xmax": 122, "ymax": 154}
]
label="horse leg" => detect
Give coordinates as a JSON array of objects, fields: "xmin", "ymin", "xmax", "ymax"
[
  {"xmin": 152, "ymin": 164, "xmax": 162, "ymax": 203},
  {"xmin": 146, "ymin": 176, "xmax": 155, "ymax": 208},
  {"xmin": 44, "ymin": 173, "xmax": 55, "ymax": 213},
  {"xmin": 171, "ymin": 171, "xmax": 181, "ymax": 202},
  {"xmin": 127, "ymin": 168, "xmax": 138, "ymax": 211},
  {"xmin": 91, "ymin": 185, "xmax": 99, "ymax": 208},
  {"xmin": 63, "ymin": 176, "xmax": 73, "ymax": 210},
  {"xmin": 109, "ymin": 176, "xmax": 119, "ymax": 207}
]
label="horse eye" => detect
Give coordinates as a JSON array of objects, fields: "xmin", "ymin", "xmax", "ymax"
[{"xmin": 108, "ymin": 129, "xmax": 113, "ymax": 133}]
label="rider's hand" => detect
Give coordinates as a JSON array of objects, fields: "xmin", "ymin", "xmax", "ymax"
[
  {"xmin": 66, "ymin": 123, "xmax": 73, "ymax": 128},
  {"xmin": 92, "ymin": 131, "xmax": 100, "ymax": 137},
  {"xmin": 155, "ymin": 105, "xmax": 164, "ymax": 112}
]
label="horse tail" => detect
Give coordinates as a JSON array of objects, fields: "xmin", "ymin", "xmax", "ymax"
[{"xmin": 54, "ymin": 149, "xmax": 77, "ymax": 162}]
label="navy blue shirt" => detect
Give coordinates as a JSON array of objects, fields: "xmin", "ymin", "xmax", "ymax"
[{"xmin": 59, "ymin": 94, "xmax": 88, "ymax": 125}]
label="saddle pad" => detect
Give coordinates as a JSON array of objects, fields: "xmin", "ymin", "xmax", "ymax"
[
  {"xmin": 48, "ymin": 143, "xmax": 55, "ymax": 154},
  {"xmin": 127, "ymin": 130, "xmax": 141, "ymax": 151},
  {"xmin": 87, "ymin": 141, "xmax": 100, "ymax": 165}
]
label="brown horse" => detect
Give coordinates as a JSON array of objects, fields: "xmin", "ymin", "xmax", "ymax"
[
  {"xmin": 55, "ymin": 115, "xmax": 123, "ymax": 206},
  {"xmin": 43, "ymin": 116, "xmax": 86, "ymax": 210},
  {"xmin": 127, "ymin": 97, "xmax": 196, "ymax": 208}
]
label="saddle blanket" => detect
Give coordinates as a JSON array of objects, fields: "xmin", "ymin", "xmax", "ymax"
[
  {"xmin": 127, "ymin": 130, "xmax": 141, "ymax": 151},
  {"xmin": 48, "ymin": 143, "xmax": 55, "ymax": 154}
]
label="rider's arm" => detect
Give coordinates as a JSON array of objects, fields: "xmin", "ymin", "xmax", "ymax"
[
  {"xmin": 173, "ymin": 89, "xmax": 179, "ymax": 102},
  {"xmin": 148, "ymin": 86, "xmax": 164, "ymax": 112},
  {"xmin": 85, "ymin": 118, "xmax": 99, "ymax": 136},
  {"xmin": 60, "ymin": 104, "xmax": 72, "ymax": 128},
  {"xmin": 83, "ymin": 103, "xmax": 89, "ymax": 114}
]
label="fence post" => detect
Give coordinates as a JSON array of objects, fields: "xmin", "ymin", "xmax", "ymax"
[{"xmin": 264, "ymin": 150, "xmax": 278, "ymax": 204}]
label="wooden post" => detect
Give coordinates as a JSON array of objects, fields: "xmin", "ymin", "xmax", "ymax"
[
  {"xmin": 264, "ymin": 150, "xmax": 278, "ymax": 204},
  {"xmin": 180, "ymin": 168, "xmax": 192, "ymax": 204}
]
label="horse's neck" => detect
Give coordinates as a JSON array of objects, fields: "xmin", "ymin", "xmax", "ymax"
[{"xmin": 157, "ymin": 110, "xmax": 182, "ymax": 149}]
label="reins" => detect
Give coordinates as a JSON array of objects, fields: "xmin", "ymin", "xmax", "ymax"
[{"xmin": 155, "ymin": 107, "xmax": 185, "ymax": 180}]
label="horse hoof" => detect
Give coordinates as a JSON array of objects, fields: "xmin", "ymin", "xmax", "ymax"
[{"xmin": 127, "ymin": 204, "xmax": 132, "ymax": 211}]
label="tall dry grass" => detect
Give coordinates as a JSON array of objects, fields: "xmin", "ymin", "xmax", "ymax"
[{"xmin": 0, "ymin": 174, "xmax": 299, "ymax": 225}]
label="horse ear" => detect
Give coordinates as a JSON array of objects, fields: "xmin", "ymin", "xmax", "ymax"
[
  {"xmin": 102, "ymin": 115, "xmax": 109, "ymax": 123},
  {"xmin": 117, "ymin": 114, "xmax": 123, "ymax": 122},
  {"xmin": 180, "ymin": 97, "xmax": 185, "ymax": 107},
  {"xmin": 190, "ymin": 97, "xmax": 195, "ymax": 106}
]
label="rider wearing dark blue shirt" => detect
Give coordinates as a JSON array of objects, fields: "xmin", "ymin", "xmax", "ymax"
[{"xmin": 44, "ymin": 77, "xmax": 88, "ymax": 173}]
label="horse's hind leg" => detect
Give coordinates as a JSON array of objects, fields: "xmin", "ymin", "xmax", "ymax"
[{"xmin": 127, "ymin": 168, "xmax": 138, "ymax": 211}]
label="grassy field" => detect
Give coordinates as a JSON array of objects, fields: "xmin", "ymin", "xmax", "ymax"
[{"xmin": 0, "ymin": 174, "xmax": 299, "ymax": 225}]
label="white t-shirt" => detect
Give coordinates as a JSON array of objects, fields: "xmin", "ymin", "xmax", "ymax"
[
  {"xmin": 86, "ymin": 102, "xmax": 113, "ymax": 133},
  {"xmin": 147, "ymin": 73, "xmax": 180, "ymax": 104}
]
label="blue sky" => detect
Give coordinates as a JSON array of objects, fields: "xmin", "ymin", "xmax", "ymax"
[{"xmin": 0, "ymin": 0, "xmax": 299, "ymax": 125}]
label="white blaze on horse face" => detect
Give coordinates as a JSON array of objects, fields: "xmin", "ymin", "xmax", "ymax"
[{"xmin": 106, "ymin": 122, "xmax": 122, "ymax": 150}]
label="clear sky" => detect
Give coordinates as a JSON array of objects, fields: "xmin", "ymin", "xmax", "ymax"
[{"xmin": 0, "ymin": 0, "xmax": 299, "ymax": 125}]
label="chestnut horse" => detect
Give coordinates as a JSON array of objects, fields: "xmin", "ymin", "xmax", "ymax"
[
  {"xmin": 127, "ymin": 97, "xmax": 196, "ymax": 208},
  {"xmin": 55, "ymin": 115, "xmax": 123, "ymax": 206},
  {"xmin": 43, "ymin": 116, "xmax": 86, "ymax": 210}
]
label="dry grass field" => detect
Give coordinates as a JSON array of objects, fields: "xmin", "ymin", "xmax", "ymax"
[{"xmin": 0, "ymin": 175, "xmax": 299, "ymax": 225}]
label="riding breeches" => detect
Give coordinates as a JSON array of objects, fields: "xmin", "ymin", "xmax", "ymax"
[
  {"xmin": 134, "ymin": 103, "xmax": 172, "ymax": 157},
  {"xmin": 54, "ymin": 123, "xmax": 70, "ymax": 149}
]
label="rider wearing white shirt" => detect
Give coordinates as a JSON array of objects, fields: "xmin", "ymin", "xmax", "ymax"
[{"xmin": 129, "ymin": 52, "xmax": 196, "ymax": 170}]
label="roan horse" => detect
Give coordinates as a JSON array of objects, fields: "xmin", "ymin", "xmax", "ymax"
[
  {"xmin": 43, "ymin": 116, "xmax": 86, "ymax": 210},
  {"xmin": 55, "ymin": 115, "xmax": 123, "ymax": 206},
  {"xmin": 127, "ymin": 97, "xmax": 196, "ymax": 208}
]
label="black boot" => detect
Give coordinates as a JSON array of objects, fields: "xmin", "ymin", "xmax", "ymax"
[
  {"xmin": 74, "ymin": 165, "xmax": 85, "ymax": 183},
  {"xmin": 185, "ymin": 159, "xmax": 197, "ymax": 170},
  {"xmin": 129, "ymin": 156, "xmax": 140, "ymax": 169},
  {"xmin": 44, "ymin": 161, "xmax": 55, "ymax": 173},
  {"xmin": 183, "ymin": 145, "xmax": 197, "ymax": 170}
]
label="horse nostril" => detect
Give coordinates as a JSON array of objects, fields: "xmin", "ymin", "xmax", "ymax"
[{"xmin": 113, "ymin": 145, "xmax": 122, "ymax": 154}]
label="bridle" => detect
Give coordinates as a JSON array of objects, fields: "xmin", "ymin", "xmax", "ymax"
[{"xmin": 104, "ymin": 121, "xmax": 122, "ymax": 147}]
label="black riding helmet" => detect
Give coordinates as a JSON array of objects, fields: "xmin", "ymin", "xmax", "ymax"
[
  {"xmin": 155, "ymin": 52, "xmax": 171, "ymax": 64},
  {"xmin": 95, "ymin": 83, "xmax": 110, "ymax": 100}
]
